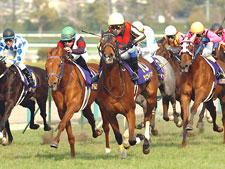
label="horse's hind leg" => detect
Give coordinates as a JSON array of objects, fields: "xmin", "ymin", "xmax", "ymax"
[
  {"xmin": 3, "ymin": 120, "xmax": 13, "ymax": 145},
  {"xmin": 20, "ymin": 99, "xmax": 39, "ymax": 129},
  {"xmin": 170, "ymin": 94, "xmax": 182, "ymax": 127},
  {"xmin": 65, "ymin": 121, "xmax": 75, "ymax": 157},
  {"xmin": 162, "ymin": 96, "xmax": 170, "ymax": 121},
  {"xmin": 205, "ymin": 100, "xmax": 223, "ymax": 132},
  {"xmin": 82, "ymin": 106, "xmax": 102, "ymax": 138},
  {"xmin": 221, "ymin": 99, "xmax": 225, "ymax": 143},
  {"xmin": 36, "ymin": 99, "xmax": 51, "ymax": 131}
]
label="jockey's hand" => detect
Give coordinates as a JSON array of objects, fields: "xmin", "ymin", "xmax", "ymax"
[
  {"xmin": 64, "ymin": 47, "xmax": 72, "ymax": 54},
  {"xmin": 5, "ymin": 61, "xmax": 12, "ymax": 68},
  {"xmin": 219, "ymin": 41, "xmax": 225, "ymax": 46}
]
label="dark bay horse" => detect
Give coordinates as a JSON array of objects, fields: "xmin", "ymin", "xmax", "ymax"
[
  {"xmin": 46, "ymin": 47, "xmax": 102, "ymax": 157},
  {"xmin": 179, "ymin": 38, "xmax": 225, "ymax": 147},
  {"xmin": 0, "ymin": 58, "xmax": 51, "ymax": 145},
  {"xmin": 96, "ymin": 32, "xmax": 158, "ymax": 158}
]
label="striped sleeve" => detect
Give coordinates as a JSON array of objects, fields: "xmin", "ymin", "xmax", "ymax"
[{"xmin": 131, "ymin": 25, "xmax": 146, "ymax": 45}]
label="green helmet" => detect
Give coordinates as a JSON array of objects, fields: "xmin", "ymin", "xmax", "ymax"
[{"xmin": 61, "ymin": 26, "xmax": 76, "ymax": 41}]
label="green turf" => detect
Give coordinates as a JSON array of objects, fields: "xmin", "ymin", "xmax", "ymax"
[{"xmin": 0, "ymin": 115, "xmax": 225, "ymax": 169}]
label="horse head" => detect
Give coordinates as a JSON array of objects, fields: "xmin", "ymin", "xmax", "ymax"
[
  {"xmin": 46, "ymin": 47, "xmax": 66, "ymax": 91},
  {"xmin": 99, "ymin": 31, "xmax": 118, "ymax": 65},
  {"xmin": 156, "ymin": 39, "xmax": 171, "ymax": 60},
  {"xmin": 179, "ymin": 37, "xmax": 195, "ymax": 72}
]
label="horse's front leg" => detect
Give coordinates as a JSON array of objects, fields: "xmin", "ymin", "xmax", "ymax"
[
  {"xmin": 65, "ymin": 121, "xmax": 75, "ymax": 157},
  {"xmin": 180, "ymin": 94, "xmax": 191, "ymax": 147},
  {"xmin": 50, "ymin": 102, "xmax": 76, "ymax": 149},
  {"xmin": 82, "ymin": 106, "xmax": 102, "ymax": 138}
]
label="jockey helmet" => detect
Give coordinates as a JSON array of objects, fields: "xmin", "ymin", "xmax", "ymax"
[
  {"xmin": 3, "ymin": 28, "xmax": 15, "ymax": 40},
  {"xmin": 210, "ymin": 23, "xmax": 223, "ymax": 33},
  {"xmin": 190, "ymin": 22, "xmax": 204, "ymax": 34},
  {"xmin": 61, "ymin": 26, "xmax": 76, "ymax": 41},
  {"xmin": 108, "ymin": 12, "xmax": 124, "ymax": 25},
  {"xmin": 165, "ymin": 25, "xmax": 177, "ymax": 35},
  {"xmin": 132, "ymin": 21, "xmax": 144, "ymax": 32}
]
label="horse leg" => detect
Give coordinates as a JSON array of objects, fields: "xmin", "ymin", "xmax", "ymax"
[
  {"xmin": 180, "ymin": 94, "xmax": 191, "ymax": 147},
  {"xmin": 125, "ymin": 109, "xmax": 137, "ymax": 146},
  {"xmin": 20, "ymin": 99, "xmax": 40, "ymax": 129},
  {"xmin": 36, "ymin": 99, "xmax": 51, "ymax": 131},
  {"xmin": 221, "ymin": 99, "xmax": 225, "ymax": 143},
  {"xmin": 205, "ymin": 100, "xmax": 223, "ymax": 132},
  {"xmin": 205, "ymin": 110, "xmax": 213, "ymax": 123},
  {"xmin": 51, "ymin": 103, "xmax": 76, "ymax": 150},
  {"xmin": 170, "ymin": 94, "xmax": 182, "ymax": 127},
  {"xmin": 150, "ymin": 107, "xmax": 158, "ymax": 136},
  {"xmin": 135, "ymin": 95, "xmax": 146, "ymax": 129},
  {"xmin": 2, "ymin": 120, "xmax": 12, "ymax": 146},
  {"xmin": 65, "ymin": 121, "xmax": 75, "ymax": 157},
  {"xmin": 82, "ymin": 106, "xmax": 102, "ymax": 138},
  {"xmin": 186, "ymin": 97, "xmax": 202, "ymax": 130},
  {"xmin": 196, "ymin": 103, "xmax": 205, "ymax": 132},
  {"xmin": 108, "ymin": 115, "xmax": 127, "ymax": 159},
  {"xmin": 162, "ymin": 96, "xmax": 170, "ymax": 121}
]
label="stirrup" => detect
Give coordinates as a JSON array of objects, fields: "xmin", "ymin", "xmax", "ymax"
[{"xmin": 216, "ymin": 72, "xmax": 224, "ymax": 80}]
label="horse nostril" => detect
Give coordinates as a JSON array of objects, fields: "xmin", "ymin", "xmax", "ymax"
[{"xmin": 185, "ymin": 65, "xmax": 189, "ymax": 68}]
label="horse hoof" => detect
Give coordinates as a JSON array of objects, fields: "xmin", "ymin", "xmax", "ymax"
[
  {"xmin": 176, "ymin": 121, "xmax": 182, "ymax": 128},
  {"xmin": 44, "ymin": 125, "xmax": 51, "ymax": 131},
  {"xmin": 186, "ymin": 125, "xmax": 193, "ymax": 130},
  {"xmin": 182, "ymin": 142, "xmax": 187, "ymax": 148},
  {"xmin": 207, "ymin": 118, "xmax": 213, "ymax": 123},
  {"xmin": 1, "ymin": 137, "xmax": 8, "ymax": 146},
  {"xmin": 30, "ymin": 124, "xmax": 40, "ymax": 130},
  {"xmin": 143, "ymin": 139, "xmax": 150, "ymax": 154},
  {"xmin": 105, "ymin": 148, "xmax": 111, "ymax": 153},
  {"xmin": 93, "ymin": 129, "xmax": 103, "ymax": 138},
  {"xmin": 213, "ymin": 126, "xmax": 223, "ymax": 133},
  {"xmin": 151, "ymin": 129, "xmax": 158, "ymax": 136},
  {"xmin": 123, "ymin": 142, "xmax": 130, "ymax": 149},
  {"xmin": 129, "ymin": 139, "xmax": 136, "ymax": 146},
  {"xmin": 135, "ymin": 122, "xmax": 144, "ymax": 129},
  {"xmin": 136, "ymin": 133, "xmax": 145, "ymax": 140},
  {"xmin": 50, "ymin": 142, "xmax": 58, "ymax": 148},
  {"xmin": 163, "ymin": 117, "xmax": 169, "ymax": 122}
]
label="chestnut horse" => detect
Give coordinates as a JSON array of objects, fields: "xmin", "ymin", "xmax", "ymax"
[
  {"xmin": 46, "ymin": 47, "xmax": 102, "ymax": 157},
  {"xmin": 179, "ymin": 38, "xmax": 225, "ymax": 147},
  {"xmin": 0, "ymin": 57, "xmax": 51, "ymax": 145},
  {"xmin": 96, "ymin": 31, "xmax": 158, "ymax": 159}
]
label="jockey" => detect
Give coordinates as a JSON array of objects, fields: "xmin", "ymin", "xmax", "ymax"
[
  {"xmin": 210, "ymin": 23, "xmax": 225, "ymax": 43},
  {"xmin": 0, "ymin": 28, "xmax": 34, "ymax": 87},
  {"xmin": 159, "ymin": 25, "xmax": 184, "ymax": 56},
  {"xmin": 131, "ymin": 21, "xmax": 159, "ymax": 70},
  {"xmin": 186, "ymin": 21, "xmax": 224, "ymax": 79},
  {"xmin": 91, "ymin": 12, "xmax": 146, "ymax": 83},
  {"xmin": 57, "ymin": 26, "xmax": 92, "ymax": 77}
]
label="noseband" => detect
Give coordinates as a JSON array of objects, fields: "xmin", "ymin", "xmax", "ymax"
[{"xmin": 47, "ymin": 56, "xmax": 64, "ymax": 84}]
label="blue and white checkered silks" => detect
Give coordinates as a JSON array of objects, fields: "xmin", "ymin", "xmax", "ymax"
[{"xmin": 0, "ymin": 35, "xmax": 28, "ymax": 70}]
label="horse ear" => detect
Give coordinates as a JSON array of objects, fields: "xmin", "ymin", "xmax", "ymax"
[{"xmin": 46, "ymin": 48, "xmax": 50, "ymax": 57}]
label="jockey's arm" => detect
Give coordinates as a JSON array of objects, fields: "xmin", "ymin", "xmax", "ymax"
[
  {"xmin": 130, "ymin": 25, "xmax": 146, "ymax": 45},
  {"xmin": 72, "ymin": 36, "xmax": 86, "ymax": 55},
  {"xmin": 0, "ymin": 40, "xmax": 5, "ymax": 58}
]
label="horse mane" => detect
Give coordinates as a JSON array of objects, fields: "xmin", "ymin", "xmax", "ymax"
[{"xmin": 50, "ymin": 47, "xmax": 71, "ymax": 63}]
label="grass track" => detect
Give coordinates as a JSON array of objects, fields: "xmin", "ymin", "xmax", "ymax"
[{"xmin": 0, "ymin": 115, "xmax": 225, "ymax": 169}]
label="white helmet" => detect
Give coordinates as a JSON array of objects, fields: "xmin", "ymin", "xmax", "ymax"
[
  {"xmin": 108, "ymin": 12, "xmax": 124, "ymax": 25},
  {"xmin": 132, "ymin": 21, "xmax": 144, "ymax": 32},
  {"xmin": 165, "ymin": 25, "xmax": 177, "ymax": 36}
]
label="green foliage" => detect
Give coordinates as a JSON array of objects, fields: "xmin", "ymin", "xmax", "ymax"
[{"xmin": 37, "ymin": 48, "xmax": 48, "ymax": 60}]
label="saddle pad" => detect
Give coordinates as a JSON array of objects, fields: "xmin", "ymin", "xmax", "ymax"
[
  {"xmin": 204, "ymin": 58, "xmax": 225, "ymax": 85},
  {"xmin": 22, "ymin": 69, "xmax": 38, "ymax": 92},
  {"xmin": 152, "ymin": 57, "xmax": 165, "ymax": 81},
  {"xmin": 124, "ymin": 62, "xmax": 153, "ymax": 84}
]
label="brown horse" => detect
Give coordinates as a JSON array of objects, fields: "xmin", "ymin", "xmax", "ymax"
[
  {"xmin": 96, "ymin": 31, "xmax": 158, "ymax": 158},
  {"xmin": 45, "ymin": 47, "xmax": 102, "ymax": 157},
  {"xmin": 179, "ymin": 38, "xmax": 225, "ymax": 147}
]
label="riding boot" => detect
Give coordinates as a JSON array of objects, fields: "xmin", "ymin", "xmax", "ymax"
[
  {"xmin": 215, "ymin": 61, "xmax": 224, "ymax": 80},
  {"xmin": 91, "ymin": 59, "xmax": 102, "ymax": 83},
  {"xmin": 130, "ymin": 57, "xmax": 139, "ymax": 82},
  {"xmin": 22, "ymin": 68, "xmax": 34, "ymax": 87},
  {"xmin": 76, "ymin": 56, "xmax": 92, "ymax": 78}
]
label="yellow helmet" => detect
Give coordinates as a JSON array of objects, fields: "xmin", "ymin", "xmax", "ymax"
[
  {"xmin": 132, "ymin": 21, "xmax": 144, "ymax": 32},
  {"xmin": 108, "ymin": 12, "xmax": 124, "ymax": 25},
  {"xmin": 190, "ymin": 22, "xmax": 204, "ymax": 34}
]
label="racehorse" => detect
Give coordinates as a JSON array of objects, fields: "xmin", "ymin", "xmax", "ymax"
[
  {"xmin": 156, "ymin": 40, "xmax": 183, "ymax": 121},
  {"xmin": 135, "ymin": 54, "xmax": 181, "ymax": 133},
  {"xmin": 0, "ymin": 58, "xmax": 51, "ymax": 145},
  {"xmin": 46, "ymin": 47, "xmax": 102, "ymax": 157},
  {"xmin": 215, "ymin": 43, "xmax": 225, "ymax": 62},
  {"xmin": 96, "ymin": 31, "xmax": 158, "ymax": 159},
  {"xmin": 179, "ymin": 37, "xmax": 225, "ymax": 147}
]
